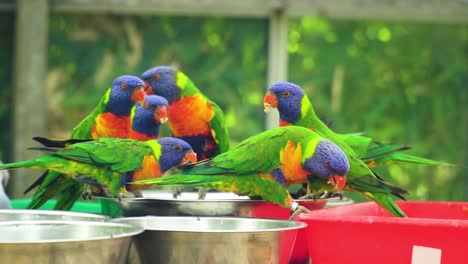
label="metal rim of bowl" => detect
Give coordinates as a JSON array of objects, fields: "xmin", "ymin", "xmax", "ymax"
[
  {"xmin": 102, "ymin": 196, "xmax": 335, "ymax": 203},
  {"xmin": 0, "ymin": 220, "xmax": 144, "ymax": 244},
  {"xmin": 112, "ymin": 216, "xmax": 308, "ymax": 233},
  {"xmin": 0, "ymin": 209, "xmax": 109, "ymax": 220}
]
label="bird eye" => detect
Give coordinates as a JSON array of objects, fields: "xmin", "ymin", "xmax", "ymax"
[
  {"xmin": 153, "ymin": 74, "xmax": 161, "ymax": 81},
  {"xmin": 120, "ymin": 82, "xmax": 128, "ymax": 89},
  {"xmin": 324, "ymin": 161, "xmax": 330, "ymax": 167},
  {"xmin": 281, "ymin": 91, "xmax": 291, "ymax": 97},
  {"xmin": 172, "ymin": 144, "xmax": 183, "ymax": 152}
]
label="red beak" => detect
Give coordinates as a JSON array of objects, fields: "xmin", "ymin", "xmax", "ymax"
[
  {"xmin": 143, "ymin": 82, "xmax": 154, "ymax": 95},
  {"xmin": 180, "ymin": 151, "xmax": 197, "ymax": 164},
  {"xmin": 263, "ymin": 92, "xmax": 278, "ymax": 112},
  {"xmin": 328, "ymin": 175, "xmax": 347, "ymax": 190},
  {"xmin": 154, "ymin": 106, "xmax": 168, "ymax": 124},
  {"xmin": 131, "ymin": 89, "xmax": 146, "ymax": 104}
]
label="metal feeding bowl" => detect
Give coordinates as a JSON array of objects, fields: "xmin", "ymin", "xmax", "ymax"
[
  {"xmin": 100, "ymin": 191, "xmax": 330, "ymax": 219},
  {"xmin": 113, "ymin": 216, "xmax": 307, "ymax": 264},
  {"xmin": 0, "ymin": 209, "xmax": 109, "ymax": 221},
  {"xmin": 0, "ymin": 220, "xmax": 143, "ymax": 263}
]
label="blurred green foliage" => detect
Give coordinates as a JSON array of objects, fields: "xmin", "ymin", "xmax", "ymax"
[{"xmin": 0, "ymin": 13, "xmax": 466, "ymax": 201}]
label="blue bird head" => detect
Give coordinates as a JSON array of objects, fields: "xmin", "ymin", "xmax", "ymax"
[
  {"xmin": 302, "ymin": 139, "xmax": 349, "ymax": 190},
  {"xmin": 264, "ymin": 82, "xmax": 305, "ymax": 124},
  {"xmin": 157, "ymin": 137, "xmax": 197, "ymax": 173},
  {"xmin": 140, "ymin": 66, "xmax": 180, "ymax": 103},
  {"xmin": 107, "ymin": 75, "xmax": 145, "ymax": 116}
]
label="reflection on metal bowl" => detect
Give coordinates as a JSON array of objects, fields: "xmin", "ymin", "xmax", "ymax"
[
  {"xmin": 0, "ymin": 209, "xmax": 109, "ymax": 221},
  {"xmin": 99, "ymin": 191, "xmax": 330, "ymax": 219},
  {"xmin": 0, "ymin": 220, "xmax": 143, "ymax": 263},
  {"xmin": 113, "ymin": 216, "xmax": 307, "ymax": 264}
]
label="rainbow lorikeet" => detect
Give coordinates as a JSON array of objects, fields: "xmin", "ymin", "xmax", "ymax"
[
  {"xmin": 128, "ymin": 95, "xmax": 169, "ymax": 141},
  {"xmin": 131, "ymin": 126, "xmax": 350, "ymax": 216},
  {"xmin": 24, "ymin": 75, "xmax": 146, "ymax": 210},
  {"xmin": 264, "ymin": 82, "xmax": 417, "ymax": 217},
  {"xmin": 1, "ymin": 137, "xmax": 197, "ymax": 197},
  {"xmin": 140, "ymin": 66, "xmax": 229, "ymax": 161}
]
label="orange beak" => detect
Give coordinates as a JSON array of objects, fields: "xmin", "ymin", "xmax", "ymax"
[
  {"xmin": 328, "ymin": 175, "xmax": 347, "ymax": 190},
  {"xmin": 180, "ymin": 151, "xmax": 197, "ymax": 164},
  {"xmin": 143, "ymin": 81, "xmax": 154, "ymax": 95},
  {"xmin": 154, "ymin": 106, "xmax": 168, "ymax": 124},
  {"xmin": 131, "ymin": 89, "xmax": 146, "ymax": 104},
  {"xmin": 263, "ymin": 92, "xmax": 278, "ymax": 112}
]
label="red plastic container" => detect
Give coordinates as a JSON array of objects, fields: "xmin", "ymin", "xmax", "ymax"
[{"xmin": 295, "ymin": 201, "xmax": 468, "ymax": 264}]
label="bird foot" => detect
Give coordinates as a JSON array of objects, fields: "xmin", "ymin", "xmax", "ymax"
[
  {"xmin": 297, "ymin": 194, "xmax": 318, "ymax": 201},
  {"xmin": 197, "ymin": 188, "xmax": 207, "ymax": 200},
  {"xmin": 172, "ymin": 188, "xmax": 183, "ymax": 199},
  {"xmin": 116, "ymin": 191, "xmax": 136, "ymax": 201},
  {"xmin": 290, "ymin": 205, "xmax": 311, "ymax": 220},
  {"xmin": 320, "ymin": 191, "xmax": 343, "ymax": 200},
  {"xmin": 81, "ymin": 189, "xmax": 93, "ymax": 200}
]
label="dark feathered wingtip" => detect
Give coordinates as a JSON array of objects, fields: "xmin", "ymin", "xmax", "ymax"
[
  {"xmin": 23, "ymin": 170, "xmax": 48, "ymax": 194},
  {"xmin": 32, "ymin": 136, "xmax": 93, "ymax": 148},
  {"xmin": 372, "ymin": 169, "xmax": 409, "ymax": 200}
]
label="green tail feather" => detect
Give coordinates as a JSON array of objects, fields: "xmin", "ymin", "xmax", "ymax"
[
  {"xmin": 375, "ymin": 153, "xmax": 453, "ymax": 166},
  {"xmin": 27, "ymin": 175, "xmax": 75, "ymax": 209},
  {"xmin": 365, "ymin": 192, "xmax": 406, "ymax": 217},
  {"xmin": 54, "ymin": 184, "xmax": 84, "ymax": 210},
  {"xmin": 132, "ymin": 174, "xmax": 292, "ymax": 208},
  {"xmin": 0, "ymin": 159, "xmax": 46, "ymax": 170}
]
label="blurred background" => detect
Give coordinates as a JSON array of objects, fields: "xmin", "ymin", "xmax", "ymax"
[{"xmin": 0, "ymin": 1, "xmax": 466, "ymax": 202}]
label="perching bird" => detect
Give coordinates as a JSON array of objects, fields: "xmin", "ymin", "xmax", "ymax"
[
  {"xmin": 24, "ymin": 75, "xmax": 146, "ymax": 210},
  {"xmin": 128, "ymin": 95, "xmax": 169, "ymax": 141},
  {"xmin": 0, "ymin": 137, "xmax": 197, "ymax": 198},
  {"xmin": 131, "ymin": 126, "xmax": 350, "ymax": 217},
  {"xmin": 264, "ymin": 81, "xmax": 451, "ymax": 167},
  {"xmin": 264, "ymin": 81, "xmax": 414, "ymax": 217},
  {"xmin": 140, "ymin": 66, "xmax": 229, "ymax": 161},
  {"xmin": 0, "ymin": 162, "xmax": 12, "ymax": 209}
]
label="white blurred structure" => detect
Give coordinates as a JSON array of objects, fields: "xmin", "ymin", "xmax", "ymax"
[{"xmin": 0, "ymin": 163, "xmax": 12, "ymax": 209}]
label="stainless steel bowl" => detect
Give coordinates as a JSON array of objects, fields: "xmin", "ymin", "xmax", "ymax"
[
  {"xmin": 0, "ymin": 209, "xmax": 109, "ymax": 221},
  {"xmin": 100, "ymin": 191, "xmax": 329, "ymax": 218},
  {"xmin": 113, "ymin": 216, "xmax": 307, "ymax": 264},
  {"xmin": 0, "ymin": 220, "xmax": 143, "ymax": 263}
]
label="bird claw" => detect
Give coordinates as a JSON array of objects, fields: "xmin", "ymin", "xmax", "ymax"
[
  {"xmin": 297, "ymin": 193, "xmax": 318, "ymax": 201},
  {"xmin": 172, "ymin": 188, "xmax": 183, "ymax": 199},
  {"xmin": 289, "ymin": 205, "xmax": 311, "ymax": 220},
  {"xmin": 320, "ymin": 191, "xmax": 343, "ymax": 200},
  {"xmin": 81, "ymin": 190, "xmax": 93, "ymax": 200},
  {"xmin": 197, "ymin": 188, "xmax": 207, "ymax": 200},
  {"xmin": 116, "ymin": 192, "xmax": 136, "ymax": 201}
]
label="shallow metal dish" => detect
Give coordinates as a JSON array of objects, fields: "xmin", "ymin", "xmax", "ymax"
[
  {"xmin": 100, "ymin": 191, "xmax": 330, "ymax": 218},
  {"xmin": 0, "ymin": 220, "xmax": 143, "ymax": 263},
  {"xmin": 113, "ymin": 216, "xmax": 307, "ymax": 264},
  {"xmin": 0, "ymin": 209, "xmax": 109, "ymax": 221}
]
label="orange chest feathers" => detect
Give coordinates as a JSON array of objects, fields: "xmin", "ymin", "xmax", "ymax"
[
  {"xmin": 167, "ymin": 94, "xmax": 214, "ymax": 136},
  {"xmin": 127, "ymin": 155, "xmax": 162, "ymax": 191},
  {"xmin": 92, "ymin": 113, "xmax": 130, "ymax": 138},
  {"xmin": 279, "ymin": 141, "xmax": 310, "ymax": 186}
]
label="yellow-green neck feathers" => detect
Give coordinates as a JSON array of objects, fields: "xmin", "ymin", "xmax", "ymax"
[{"xmin": 146, "ymin": 140, "xmax": 162, "ymax": 160}]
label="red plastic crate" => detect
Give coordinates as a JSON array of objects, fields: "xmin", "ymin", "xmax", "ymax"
[{"xmin": 295, "ymin": 201, "xmax": 468, "ymax": 264}]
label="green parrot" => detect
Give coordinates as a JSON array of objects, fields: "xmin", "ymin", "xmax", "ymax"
[
  {"xmin": 24, "ymin": 75, "xmax": 146, "ymax": 210},
  {"xmin": 264, "ymin": 82, "xmax": 451, "ymax": 168},
  {"xmin": 264, "ymin": 82, "xmax": 417, "ymax": 217},
  {"xmin": 1, "ymin": 137, "xmax": 197, "ymax": 198},
  {"xmin": 140, "ymin": 65, "xmax": 229, "ymax": 160},
  {"xmin": 131, "ymin": 126, "xmax": 351, "ymax": 216}
]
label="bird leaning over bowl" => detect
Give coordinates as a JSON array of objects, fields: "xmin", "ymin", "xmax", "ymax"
[
  {"xmin": 141, "ymin": 65, "xmax": 230, "ymax": 198},
  {"xmin": 130, "ymin": 126, "xmax": 350, "ymax": 219},
  {"xmin": 0, "ymin": 137, "xmax": 197, "ymax": 201},
  {"xmin": 23, "ymin": 75, "xmax": 147, "ymax": 210},
  {"xmin": 262, "ymin": 81, "xmax": 447, "ymax": 217}
]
